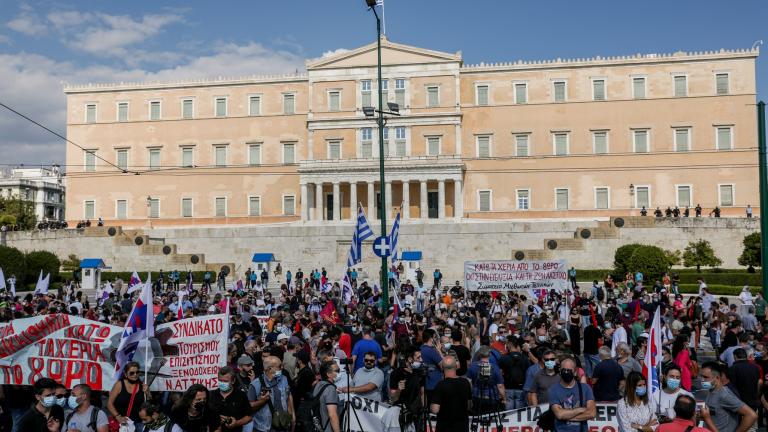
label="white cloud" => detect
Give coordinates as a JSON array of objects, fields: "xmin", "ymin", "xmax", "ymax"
[
  {"xmin": 46, "ymin": 11, "xmax": 95, "ymax": 29},
  {"xmin": 68, "ymin": 13, "xmax": 183, "ymax": 55},
  {"xmin": 6, "ymin": 6, "xmax": 47, "ymax": 36},
  {"xmin": 0, "ymin": 34, "xmax": 11, "ymax": 44},
  {"xmin": 321, "ymin": 48, "xmax": 350, "ymax": 58}
]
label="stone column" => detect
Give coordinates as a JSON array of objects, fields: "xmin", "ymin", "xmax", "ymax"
[
  {"xmin": 349, "ymin": 182, "xmax": 357, "ymax": 219},
  {"xmin": 315, "ymin": 182, "xmax": 323, "ymax": 221},
  {"xmin": 300, "ymin": 183, "xmax": 308, "ymax": 221},
  {"xmin": 438, "ymin": 179, "xmax": 446, "ymax": 219},
  {"xmin": 454, "ymin": 179, "xmax": 463, "ymax": 220},
  {"xmin": 332, "ymin": 182, "xmax": 340, "ymax": 221},
  {"xmin": 420, "ymin": 180, "xmax": 428, "ymax": 219},
  {"xmin": 402, "ymin": 181, "xmax": 410, "ymax": 219},
  {"xmin": 385, "ymin": 181, "xmax": 392, "ymax": 220},
  {"xmin": 367, "ymin": 181, "xmax": 375, "ymax": 219}
]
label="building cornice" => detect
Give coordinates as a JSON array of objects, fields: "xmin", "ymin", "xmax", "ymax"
[{"xmin": 63, "ymin": 73, "xmax": 308, "ymax": 94}]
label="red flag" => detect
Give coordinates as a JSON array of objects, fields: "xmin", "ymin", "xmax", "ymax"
[{"xmin": 320, "ymin": 301, "xmax": 340, "ymax": 324}]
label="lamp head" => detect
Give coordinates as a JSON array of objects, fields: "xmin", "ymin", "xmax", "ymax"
[
  {"xmin": 365, "ymin": 0, "xmax": 377, "ymax": 7},
  {"xmin": 387, "ymin": 102, "xmax": 400, "ymax": 115},
  {"xmin": 362, "ymin": 106, "xmax": 375, "ymax": 117}
]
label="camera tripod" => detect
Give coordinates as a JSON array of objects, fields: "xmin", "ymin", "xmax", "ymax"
[{"xmin": 470, "ymin": 378, "xmax": 504, "ymax": 432}]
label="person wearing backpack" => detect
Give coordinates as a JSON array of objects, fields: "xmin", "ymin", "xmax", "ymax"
[
  {"xmin": 247, "ymin": 357, "xmax": 294, "ymax": 432},
  {"xmin": 499, "ymin": 336, "xmax": 531, "ymax": 410},
  {"xmin": 303, "ymin": 361, "xmax": 340, "ymax": 432},
  {"xmin": 62, "ymin": 384, "xmax": 108, "ymax": 432}
]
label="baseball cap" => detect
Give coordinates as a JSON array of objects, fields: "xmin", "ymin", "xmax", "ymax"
[
  {"xmin": 237, "ymin": 354, "xmax": 254, "ymax": 366},
  {"xmin": 277, "ymin": 333, "xmax": 289, "ymax": 341}
]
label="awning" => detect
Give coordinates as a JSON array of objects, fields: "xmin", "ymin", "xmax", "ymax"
[
  {"xmin": 400, "ymin": 251, "xmax": 422, "ymax": 261},
  {"xmin": 252, "ymin": 253, "xmax": 275, "ymax": 263},
  {"xmin": 79, "ymin": 258, "xmax": 107, "ymax": 269}
]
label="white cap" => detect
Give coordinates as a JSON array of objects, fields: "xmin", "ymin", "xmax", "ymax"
[{"xmin": 277, "ymin": 333, "xmax": 289, "ymax": 341}]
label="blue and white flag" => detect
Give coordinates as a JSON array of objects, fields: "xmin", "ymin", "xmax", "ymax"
[
  {"xmin": 115, "ymin": 278, "xmax": 155, "ymax": 377},
  {"xmin": 320, "ymin": 282, "xmax": 332, "ymax": 294},
  {"xmin": 342, "ymin": 275, "xmax": 353, "ymax": 303},
  {"xmin": 389, "ymin": 210, "xmax": 401, "ymax": 262},
  {"xmin": 346, "ymin": 205, "xmax": 374, "ymax": 268}
]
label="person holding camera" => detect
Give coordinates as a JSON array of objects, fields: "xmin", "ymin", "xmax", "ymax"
[
  {"xmin": 209, "ymin": 367, "xmax": 252, "ymax": 432},
  {"xmin": 248, "ymin": 357, "xmax": 294, "ymax": 432},
  {"xmin": 389, "ymin": 346, "xmax": 424, "ymax": 427},
  {"xmin": 420, "ymin": 329, "xmax": 443, "ymax": 402},
  {"xmin": 467, "ymin": 346, "xmax": 506, "ymax": 412}
]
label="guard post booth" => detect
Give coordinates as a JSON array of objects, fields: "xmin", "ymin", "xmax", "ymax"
[
  {"xmin": 251, "ymin": 253, "xmax": 275, "ymax": 274},
  {"xmin": 400, "ymin": 251, "xmax": 422, "ymax": 283},
  {"xmin": 79, "ymin": 258, "xmax": 109, "ymax": 290}
]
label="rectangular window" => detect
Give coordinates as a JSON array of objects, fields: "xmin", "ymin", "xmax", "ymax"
[
  {"xmin": 716, "ymin": 73, "xmax": 730, "ymax": 95},
  {"xmin": 361, "ymin": 80, "xmax": 372, "ymax": 108},
  {"xmin": 633, "ymin": 129, "xmax": 649, "ymax": 153},
  {"xmin": 249, "ymin": 96, "xmax": 261, "ymax": 116},
  {"xmin": 553, "ymin": 81, "xmax": 566, "ymax": 102},
  {"xmin": 633, "ymin": 77, "xmax": 646, "ymax": 99},
  {"xmin": 674, "ymin": 128, "xmax": 690, "ymax": 152},
  {"xmin": 555, "ymin": 188, "xmax": 569, "ymax": 210},
  {"xmin": 116, "ymin": 200, "xmax": 127, "ymax": 219},
  {"xmin": 117, "ymin": 102, "xmax": 129, "ymax": 122},
  {"xmin": 149, "ymin": 148, "xmax": 160, "ymax": 169},
  {"xmin": 248, "ymin": 196, "xmax": 261, "ymax": 216},
  {"xmin": 215, "ymin": 97, "xmax": 227, "ymax": 117},
  {"xmin": 476, "ymin": 84, "xmax": 489, "ymax": 106},
  {"xmin": 478, "ymin": 190, "xmax": 491, "ymax": 212},
  {"xmin": 636, "ymin": 186, "xmax": 650, "ymax": 208},
  {"xmin": 84, "ymin": 201, "xmax": 95, "ymax": 219},
  {"xmin": 150, "ymin": 101, "xmax": 161, "ymax": 120},
  {"xmin": 381, "ymin": 127, "xmax": 390, "ymax": 157},
  {"xmin": 674, "ymin": 75, "xmax": 687, "ymax": 97},
  {"xmin": 328, "ymin": 91, "xmax": 340, "ymax": 111},
  {"xmin": 554, "ymin": 133, "xmax": 569, "ymax": 156},
  {"xmin": 361, "ymin": 128, "xmax": 373, "ymax": 158},
  {"xmin": 283, "ymin": 196, "xmax": 295, "ymax": 216},
  {"xmin": 477, "ymin": 135, "xmax": 491, "ymax": 158},
  {"xmin": 593, "ymin": 131, "xmax": 608, "ymax": 154},
  {"xmin": 85, "ymin": 104, "xmax": 96, "ymax": 123},
  {"xmin": 328, "ymin": 140, "xmax": 341, "ymax": 159},
  {"xmin": 248, "ymin": 144, "xmax": 261, "ymax": 166},
  {"xmin": 282, "ymin": 143, "xmax": 295, "ymax": 164},
  {"xmin": 516, "ymin": 189, "xmax": 530, "ymax": 210},
  {"xmin": 514, "ymin": 83, "xmax": 528, "ymax": 104},
  {"xmin": 427, "ymin": 85, "xmax": 439, "ymax": 107},
  {"xmin": 181, "ymin": 147, "xmax": 193, "ymax": 167},
  {"xmin": 85, "ymin": 151, "xmax": 96, "ymax": 172},
  {"xmin": 677, "ymin": 185, "xmax": 692, "ymax": 207},
  {"xmin": 592, "ymin": 79, "xmax": 606, "ymax": 101},
  {"xmin": 215, "ymin": 197, "xmax": 226, "ymax": 217},
  {"xmin": 182, "ymin": 99, "xmax": 193, "ymax": 119},
  {"xmin": 380, "ymin": 79, "xmax": 388, "ymax": 106},
  {"xmin": 717, "ymin": 127, "xmax": 732, "ymax": 150},
  {"xmin": 395, "ymin": 127, "xmax": 406, "ymax": 156},
  {"xmin": 719, "ymin": 184, "xmax": 734, "ymax": 206},
  {"xmin": 283, "ymin": 94, "xmax": 295, "ymax": 114},
  {"xmin": 117, "ymin": 149, "xmax": 128, "ymax": 170},
  {"xmin": 214, "ymin": 145, "xmax": 227, "ymax": 167},
  {"xmin": 427, "ymin": 136, "xmax": 440, "ymax": 156},
  {"xmin": 395, "ymin": 79, "xmax": 406, "ymax": 107},
  {"xmin": 595, "ymin": 187, "xmax": 610, "ymax": 209},
  {"xmin": 148, "ymin": 199, "xmax": 159, "ymax": 218},
  {"xmin": 181, "ymin": 198, "xmax": 193, "ymax": 218},
  {"xmin": 515, "ymin": 134, "xmax": 529, "ymax": 157}
]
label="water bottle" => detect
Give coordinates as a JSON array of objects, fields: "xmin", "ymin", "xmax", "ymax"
[{"xmin": 69, "ymin": 421, "xmax": 77, "ymax": 431}]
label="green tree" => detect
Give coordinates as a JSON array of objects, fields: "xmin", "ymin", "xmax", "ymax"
[
  {"xmin": 61, "ymin": 254, "xmax": 81, "ymax": 272},
  {"xmin": 682, "ymin": 239, "xmax": 723, "ymax": 272},
  {"xmin": 0, "ymin": 245, "xmax": 26, "ymax": 282},
  {"xmin": 25, "ymin": 251, "xmax": 61, "ymax": 284},
  {"xmin": 614, "ymin": 243, "xmax": 642, "ymax": 275},
  {"xmin": 664, "ymin": 249, "xmax": 682, "ymax": 267},
  {"xmin": 738, "ymin": 232, "xmax": 761, "ymax": 269},
  {"xmin": 0, "ymin": 195, "xmax": 37, "ymax": 229},
  {"xmin": 626, "ymin": 245, "xmax": 670, "ymax": 281}
]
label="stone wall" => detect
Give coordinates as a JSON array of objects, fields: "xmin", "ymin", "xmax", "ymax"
[{"xmin": 2, "ymin": 217, "xmax": 758, "ymax": 283}]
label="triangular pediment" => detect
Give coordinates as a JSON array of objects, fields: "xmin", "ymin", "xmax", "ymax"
[{"xmin": 307, "ymin": 37, "xmax": 462, "ymax": 70}]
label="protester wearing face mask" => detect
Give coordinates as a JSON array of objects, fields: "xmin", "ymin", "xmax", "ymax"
[
  {"xmin": 528, "ymin": 350, "xmax": 560, "ymax": 406},
  {"xmin": 700, "ymin": 361, "xmax": 756, "ymax": 432},
  {"xmin": 139, "ymin": 402, "xmax": 181, "ymax": 432},
  {"xmin": 420, "ymin": 329, "xmax": 444, "ymax": 402},
  {"xmin": 248, "ymin": 357, "xmax": 294, "ymax": 432},
  {"xmin": 548, "ymin": 357, "xmax": 596, "ymax": 432},
  {"xmin": 170, "ymin": 384, "xmax": 219, "ymax": 432},
  {"xmin": 339, "ymin": 352, "xmax": 385, "ymax": 402},
  {"xmin": 616, "ymin": 372, "xmax": 657, "ymax": 432},
  {"xmin": 653, "ymin": 365, "xmax": 693, "ymax": 421},
  {"xmin": 209, "ymin": 367, "xmax": 252, "ymax": 432},
  {"xmin": 18, "ymin": 377, "xmax": 64, "ymax": 432},
  {"xmin": 61, "ymin": 384, "xmax": 108, "ymax": 432},
  {"xmin": 107, "ymin": 362, "xmax": 150, "ymax": 428}
]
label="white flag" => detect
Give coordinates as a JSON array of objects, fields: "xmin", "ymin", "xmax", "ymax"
[
  {"xmin": 34, "ymin": 271, "xmax": 49, "ymax": 295},
  {"xmin": 0, "ymin": 268, "xmax": 5, "ymax": 291}
]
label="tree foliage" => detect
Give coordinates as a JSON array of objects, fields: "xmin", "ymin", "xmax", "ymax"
[
  {"xmin": 682, "ymin": 239, "xmax": 723, "ymax": 272},
  {"xmin": 626, "ymin": 245, "xmax": 671, "ymax": 281},
  {"xmin": 25, "ymin": 251, "xmax": 60, "ymax": 284},
  {"xmin": 0, "ymin": 195, "xmax": 37, "ymax": 229},
  {"xmin": 614, "ymin": 243, "xmax": 643, "ymax": 275},
  {"xmin": 0, "ymin": 245, "xmax": 26, "ymax": 282},
  {"xmin": 61, "ymin": 254, "xmax": 81, "ymax": 272},
  {"xmin": 664, "ymin": 249, "xmax": 682, "ymax": 267},
  {"xmin": 738, "ymin": 232, "xmax": 761, "ymax": 268}
]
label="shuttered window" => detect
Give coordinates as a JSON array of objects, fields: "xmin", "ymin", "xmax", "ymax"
[
  {"xmin": 283, "ymin": 94, "xmax": 295, "ymax": 114},
  {"xmin": 328, "ymin": 141, "xmax": 341, "ymax": 159},
  {"xmin": 361, "ymin": 80, "xmax": 372, "ymax": 107},
  {"xmin": 716, "ymin": 73, "xmax": 730, "ymax": 95},
  {"xmin": 479, "ymin": 190, "xmax": 491, "ymax": 212},
  {"xmin": 554, "ymin": 133, "xmax": 568, "ymax": 155},
  {"xmin": 379, "ymin": 79, "xmax": 388, "ymax": 107},
  {"xmin": 84, "ymin": 201, "xmax": 95, "ymax": 219},
  {"xmin": 633, "ymin": 77, "xmax": 646, "ymax": 99},
  {"xmin": 150, "ymin": 101, "xmax": 161, "ymax": 120},
  {"xmin": 719, "ymin": 185, "xmax": 734, "ymax": 206},
  {"xmin": 395, "ymin": 127, "xmax": 406, "ymax": 156},
  {"xmin": 149, "ymin": 199, "xmax": 159, "ymax": 218},
  {"xmin": 427, "ymin": 136, "xmax": 440, "ymax": 156},
  {"xmin": 593, "ymin": 131, "xmax": 608, "ymax": 154},
  {"xmin": 517, "ymin": 190, "xmax": 530, "ymax": 210},
  {"xmin": 249, "ymin": 197, "xmax": 261, "ymax": 216},
  {"xmin": 117, "ymin": 150, "xmax": 128, "ymax": 170},
  {"xmin": 633, "ymin": 130, "xmax": 649, "ymax": 153},
  {"xmin": 282, "ymin": 143, "xmax": 295, "ymax": 164},
  {"xmin": 476, "ymin": 85, "xmax": 489, "ymax": 105},
  {"xmin": 677, "ymin": 186, "xmax": 691, "ymax": 207},
  {"xmin": 361, "ymin": 128, "xmax": 373, "ymax": 158},
  {"xmin": 395, "ymin": 79, "xmax": 406, "ymax": 107},
  {"xmin": 182, "ymin": 99, "xmax": 193, "ymax": 119},
  {"xmin": 215, "ymin": 197, "xmax": 226, "ymax": 217},
  {"xmin": 85, "ymin": 104, "xmax": 96, "ymax": 123},
  {"xmin": 117, "ymin": 103, "xmax": 128, "ymax": 121},
  {"xmin": 674, "ymin": 76, "xmax": 687, "ymax": 97},
  {"xmin": 592, "ymin": 79, "xmax": 606, "ymax": 101},
  {"xmin": 214, "ymin": 146, "xmax": 227, "ymax": 166},
  {"xmin": 329, "ymin": 91, "xmax": 340, "ymax": 111},
  {"xmin": 427, "ymin": 86, "xmax": 439, "ymax": 107},
  {"xmin": 553, "ymin": 81, "xmax": 566, "ymax": 102},
  {"xmin": 283, "ymin": 196, "xmax": 295, "ymax": 216},
  {"xmin": 116, "ymin": 200, "xmax": 127, "ymax": 219},
  {"xmin": 181, "ymin": 198, "xmax": 192, "ymax": 217},
  {"xmin": 636, "ymin": 187, "xmax": 650, "ymax": 208},
  {"xmin": 717, "ymin": 127, "xmax": 732, "ymax": 150},
  {"xmin": 595, "ymin": 188, "xmax": 609, "ymax": 209},
  {"xmin": 674, "ymin": 128, "xmax": 690, "ymax": 152},
  {"xmin": 477, "ymin": 136, "xmax": 491, "ymax": 158},
  {"xmin": 515, "ymin": 135, "xmax": 529, "ymax": 157},
  {"xmin": 215, "ymin": 97, "xmax": 227, "ymax": 117},
  {"xmin": 249, "ymin": 96, "xmax": 261, "ymax": 115},
  {"xmin": 555, "ymin": 189, "xmax": 569, "ymax": 210},
  {"xmin": 149, "ymin": 149, "xmax": 160, "ymax": 169},
  {"xmin": 181, "ymin": 147, "xmax": 193, "ymax": 167},
  {"xmin": 84, "ymin": 151, "xmax": 96, "ymax": 172},
  {"xmin": 514, "ymin": 83, "xmax": 527, "ymax": 104}
]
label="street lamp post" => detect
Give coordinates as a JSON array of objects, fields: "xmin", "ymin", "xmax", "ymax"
[{"xmin": 757, "ymin": 101, "xmax": 767, "ymax": 299}]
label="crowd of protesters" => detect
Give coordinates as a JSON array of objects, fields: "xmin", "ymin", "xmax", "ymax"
[{"xmin": 0, "ymin": 265, "xmax": 766, "ymax": 432}]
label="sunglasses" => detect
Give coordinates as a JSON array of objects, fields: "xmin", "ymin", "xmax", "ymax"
[
  {"xmin": 543, "ymin": 357, "xmax": 556, "ymax": 361},
  {"xmin": 126, "ymin": 371, "xmax": 139, "ymax": 376},
  {"xmin": 364, "ymin": 359, "xmax": 376, "ymax": 363}
]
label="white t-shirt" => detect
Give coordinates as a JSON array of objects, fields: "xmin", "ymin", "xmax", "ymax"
[
  {"xmin": 653, "ymin": 388, "xmax": 694, "ymax": 419},
  {"xmin": 740, "ymin": 290, "xmax": 754, "ymax": 306},
  {"xmin": 63, "ymin": 406, "xmax": 108, "ymax": 432},
  {"xmin": 611, "ymin": 326, "xmax": 628, "ymax": 358}
]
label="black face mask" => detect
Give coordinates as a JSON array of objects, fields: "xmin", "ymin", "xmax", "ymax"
[
  {"xmin": 560, "ymin": 369, "xmax": 575, "ymax": 383},
  {"xmin": 193, "ymin": 401, "xmax": 206, "ymax": 411}
]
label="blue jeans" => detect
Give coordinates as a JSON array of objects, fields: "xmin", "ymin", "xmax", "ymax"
[
  {"xmin": 583, "ymin": 354, "xmax": 600, "ymax": 378},
  {"xmin": 505, "ymin": 389, "xmax": 525, "ymax": 411},
  {"xmin": 416, "ymin": 298, "xmax": 424, "ymax": 314}
]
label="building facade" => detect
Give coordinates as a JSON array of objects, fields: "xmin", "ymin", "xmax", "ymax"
[
  {"xmin": 0, "ymin": 167, "xmax": 65, "ymax": 221},
  {"xmin": 63, "ymin": 38, "xmax": 759, "ymax": 226}
]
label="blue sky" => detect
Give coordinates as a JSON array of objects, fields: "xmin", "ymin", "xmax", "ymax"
[{"xmin": 0, "ymin": 0, "xmax": 766, "ymax": 165}]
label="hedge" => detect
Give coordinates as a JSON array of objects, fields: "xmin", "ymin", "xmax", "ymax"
[
  {"xmin": 25, "ymin": 251, "xmax": 61, "ymax": 284},
  {"xmin": 0, "ymin": 245, "xmax": 26, "ymax": 282},
  {"xmin": 576, "ymin": 269, "xmax": 762, "ymax": 286},
  {"xmin": 677, "ymin": 284, "xmax": 761, "ymax": 296}
]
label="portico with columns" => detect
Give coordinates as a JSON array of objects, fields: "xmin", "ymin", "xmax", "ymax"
[{"xmin": 298, "ymin": 156, "xmax": 464, "ymax": 223}]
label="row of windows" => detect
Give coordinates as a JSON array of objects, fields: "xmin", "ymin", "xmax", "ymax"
[
  {"xmin": 473, "ymin": 72, "xmax": 731, "ymax": 105},
  {"xmin": 476, "ymin": 184, "xmax": 736, "ymax": 212},
  {"xmin": 83, "ymin": 195, "xmax": 295, "ymax": 220}
]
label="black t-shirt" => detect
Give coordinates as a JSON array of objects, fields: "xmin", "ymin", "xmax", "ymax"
[
  {"xmin": 17, "ymin": 406, "xmax": 49, "ymax": 432},
  {"xmin": 722, "ymin": 332, "xmax": 738, "ymax": 350},
  {"xmin": 208, "ymin": 389, "xmax": 251, "ymax": 432},
  {"xmin": 729, "ymin": 360, "xmax": 761, "ymax": 409},
  {"xmin": 451, "ymin": 344, "xmax": 471, "ymax": 376},
  {"xmin": 432, "ymin": 377, "xmax": 471, "ymax": 432},
  {"xmin": 578, "ymin": 298, "xmax": 592, "ymax": 316},
  {"xmin": 293, "ymin": 366, "xmax": 316, "ymax": 406},
  {"xmin": 389, "ymin": 368, "xmax": 421, "ymax": 407},
  {"xmin": 592, "ymin": 359, "xmax": 624, "ymax": 402},
  {"xmin": 170, "ymin": 404, "xmax": 220, "ymax": 432},
  {"xmin": 583, "ymin": 325, "xmax": 601, "ymax": 355}
]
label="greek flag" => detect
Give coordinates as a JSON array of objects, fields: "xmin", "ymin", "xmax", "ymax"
[
  {"xmin": 389, "ymin": 210, "xmax": 400, "ymax": 262},
  {"xmin": 346, "ymin": 205, "xmax": 373, "ymax": 268}
]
